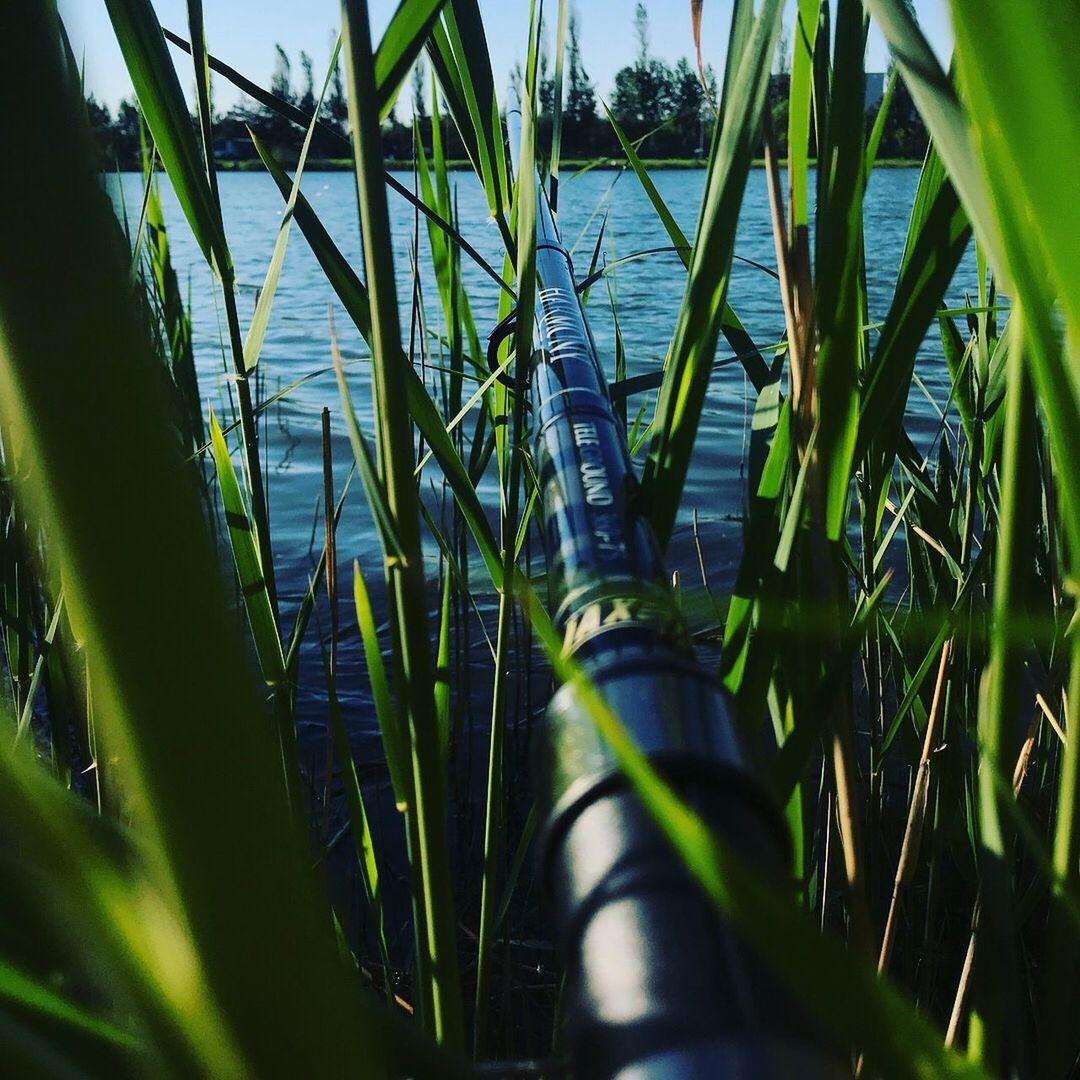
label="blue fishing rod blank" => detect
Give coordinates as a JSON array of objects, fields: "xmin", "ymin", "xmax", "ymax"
[{"xmin": 504, "ymin": 106, "xmax": 845, "ymax": 1080}]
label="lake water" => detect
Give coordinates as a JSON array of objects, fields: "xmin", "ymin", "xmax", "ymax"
[{"xmin": 112, "ymin": 166, "xmax": 978, "ymax": 756}]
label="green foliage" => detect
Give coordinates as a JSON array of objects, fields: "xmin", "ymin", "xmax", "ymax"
[{"xmin": 4, "ymin": 0, "xmax": 1080, "ymax": 1076}]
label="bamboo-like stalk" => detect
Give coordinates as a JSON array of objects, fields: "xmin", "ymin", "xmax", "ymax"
[{"xmin": 876, "ymin": 640, "xmax": 953, "ymax": 977}]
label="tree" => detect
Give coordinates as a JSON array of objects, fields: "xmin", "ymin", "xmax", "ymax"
[
  {"xmin": 85, "ymin": 95, "xmax": 113, "ymax": 166},
  {"xmin": 669, "ymin": 58, "xmax": 711, "ymax": 154},
  {"xmin": 609, "ymin": 3, "xmax": 674, "ymax": 127},
  {"xmin": 326, "ymin": 52, "xmax": 348, "ymax": 137},
  {"xmin": 610, "ymin": 58, "xmax": 674, "ymax": 126},
  {"xmin": 298, "ymin": 51, "xmax": 315, "ymax": 116},
  {"xmin": 539, "ymin": 46, "xmax": 556, "ymax": 117},
  {"xmin": 634, "ymin": 0, "xmax": 649, "ymax": 64},
  {"xmin": 565, "ymin": 14, "xmax": 594, "ymax": 122},
  {"xmin": 872, "ymin": 77, "xmax": 928, "ymax": 160},
  {"xmin": 270, "ymin": 44, "xmax": 294, "ymax": 105},
  {"xmin": 261, "ymin": 45, "xmax": 298, "ymax": 150},
  {"xmin": 113, "ymin": 98, "xmax": 143, "ymax": 167},
  {"xmin": 411, "ymin": 59, "xmax": 427, "ymax": 120},
  {"xmin": 670, "ymin": 58, "xmax": 706, "ymax": 118},
  {"xmin": 776, "ymin": 22, "xmax": 791, "ymax": 75}
]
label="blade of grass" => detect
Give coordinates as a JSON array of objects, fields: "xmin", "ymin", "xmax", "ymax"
[
  {"xmin": 257, "ymin": 136, "xmax": 502, "ymax": 587},
  {"xmin": 474, "ymin": 34, "xmax": 538, "ymax": 1053},
  {"xmin": 353, "ymin": 560, "xmax": 410, "ymax": 813},
  {"xmin": 163, "ymin": 28, "xmax": 512, "ymax": 295},
  {"xmin": 547, "ymin": 0, "xmax": 569, "ymax": 211},
  {"xmin": 243, "ymin": 39, "xmax": 342, "ymax": 372},
  {"xmin": 0, "ymin": 954, "xmax": 141, "ymax": 1051},
  {"xmin": 373, "ymin": 0, "xmax": 450, "ymax": 117},
  {"xmin": 103, "ymin": 0, "xmax": 226, "ymax": 269},
  {"xmin": 788, "ymin": 0, "xmax": 822, "ymax": 232},
  {"xmin": 426, "ymin": 0, "xmax": 510, "ymax": 242},
  {"xmin": 602, "ymin": 104, "xmax": 772, "ymax": 393},
  {"xmin": 114, "ymin": 0, "xmax": 278, "ymax": 618},
  {"xmin": 640, "ymin": 0, "xmax": 784, "ymax": 548},
  {"xmin": 208, "ymin": 411, "xmax": 285, "ymax": 686},
  {"xmin": 341, "ymin": 0, "xmax": 464, "ymax": 1048},
  {"xmin": 813, "ymin": 0, "xmax": 865, "ymax": 539},
  {"xmin": 0, "ymin": 7, "xmax": 458, "ymax": 1072}
]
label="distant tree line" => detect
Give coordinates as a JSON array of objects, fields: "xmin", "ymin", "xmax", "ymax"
[{"xmin": 86, "ymin": 4, "xmax": 928, "ymax": 170}]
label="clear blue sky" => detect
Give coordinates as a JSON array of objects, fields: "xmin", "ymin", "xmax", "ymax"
[{"xmin": 64, "ymin": 0, "xmax": 954, "ymax": 116}]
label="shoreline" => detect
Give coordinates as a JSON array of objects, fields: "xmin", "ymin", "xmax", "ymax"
[{"xmin": 110, "ymin": 156, "xmax": 924, "ymax": 173}]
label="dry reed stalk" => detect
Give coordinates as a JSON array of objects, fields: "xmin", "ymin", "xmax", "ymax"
[
  {"xmin": 763, "ymin": 120, "xmax": 871, "ymax": 956},
  {"xmin": 877, "ymin": 639, "xmax": 953, "ymax": 975}
]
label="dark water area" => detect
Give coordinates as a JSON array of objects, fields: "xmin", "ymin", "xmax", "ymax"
[{"xmin": 109, "ymin": 165, "xmax": 980, "ymax": 1007}]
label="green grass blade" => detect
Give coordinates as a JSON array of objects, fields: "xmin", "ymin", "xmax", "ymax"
[
  {"xmin": 0, "ymin": 954, "xmax": 140, "ymax": 1051},
  {"xmin": 326, "ymin": 329, "xmax": 418, "ymax": 593},
  {"xmin": 863, "ymin": 30, "xmax": 1080, "ymax": 1045},
  {"xmin": 434, "ymin": 566, "xmax": 453, "ymax": 771},
  {"xmin": 547, "ymin": 0, "xmax": 570, "ymax": 210},
  {"xmin": 208, "ymin": 411, "xmax": 285, "ymax": 685},
  {"xmin": 243, "ymin": 40, "xmax": 342, "ymax": 372},
  {"xmin": 426, "ymin": 1, "xmax": 509, "ymax": 236},
  {"xmin": 948, "ymin": 1, "xmax": 1080, "ymax": 353},
  {"xmin": 323, "ymin": 641, "xmax": 394, "ymax": 992},
  {"xmin": 474, "ymin": 29, "xmax": 538, "ymax": 1051},
  {"xmin": 341, "ymin": 0, "xmax": 464, "ymax": 1048},
  {"xmin": 127, "ymin": 0, "xmax": 278, "ymax": 618},
  {"xmin": 493, "ymin": 800, "xmax": 540, "ymax": 935},
  {"xmin": 813, "ymin": 0, "xmax": 865, "ymax": 539},
  {"xmin": 284, "ymin": 467, "xmax": 354, "ymax": 680},
  {"xmin": 0, "ymin": 739, "xmax": 238, "ymax": 1073},
  {"xmin": 13, "ymin": 592, "xmax": 65, "ymax": 746},
  {"xmin": 374, "ymin": 0, "xmax": 449, "ymax": 119},
  {"xmin": 103, "ymin": 0, "xmax": 227, "ymax": 270},
  {"xmin": 787, "ymin": 0, "xmax": 822, "ymax": 231},
  {"xmin": 0, "ymin": 8, "xmax": 448, "ymax": 1071},
  {"xmin": 720, "ymin": 397, "xmax": 791, "ymax": 717},
  {"xmin": 640, "ymin": 0, "xmax": 784, "ymax": 548},
  {"xmin": 972, "ymin": 314, "xmax": 1037, "ymax": 1070},
  {"xmin": 185, "ymin": 0, "xmax": 222, "ymax": 224},
  {"xmin": 859, "ymin": 0, "xmax": 998, "ymax": 265},
  {"xmin": 857, "ymin": 150, "xmax": 969, "ymax": 526},
  {"xmin": 256, "ymin": 135, "xmax": 502, "ymax": 587},
  {"xmin": 145, "ymin": 182, "xmax": 205, "ymax": 449},
  {"xmin": 353, "ymin": 560, "xmax": 410, "ymax": 813}
]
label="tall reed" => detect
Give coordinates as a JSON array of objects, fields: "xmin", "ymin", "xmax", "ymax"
[{"xmin": 1, "ymin": 0, "xmax": 1079, "ymax": 1076}]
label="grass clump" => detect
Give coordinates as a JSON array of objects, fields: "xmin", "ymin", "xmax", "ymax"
[{"xmin": 0, "ymin": 1, "xmax": 1078, "ymax": 1077}]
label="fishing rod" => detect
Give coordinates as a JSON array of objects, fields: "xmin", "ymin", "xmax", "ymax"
[{"xmin": 502, "ymin": 106, "xmax": 845, "ymax": 1079}]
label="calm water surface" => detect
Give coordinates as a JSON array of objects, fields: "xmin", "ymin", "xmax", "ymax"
[{"xmin": 112, "ymin": 167, "xmax": 978, "ymax": 751}]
